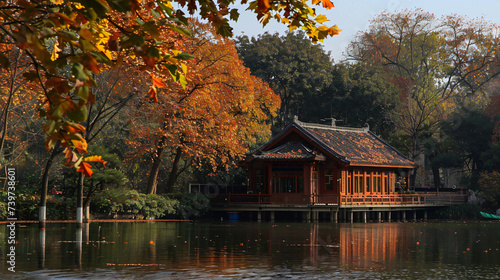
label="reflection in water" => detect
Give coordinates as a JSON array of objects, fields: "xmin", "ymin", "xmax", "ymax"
[
  {"xmin": 1, "ymin": 221, "xmax": 499, "ymax": 279},
  {"xmin": 38, "ymin": 227, "xmax": 45, "ymax": 270}
]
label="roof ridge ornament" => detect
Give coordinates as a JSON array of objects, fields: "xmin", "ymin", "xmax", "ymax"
[{"xmin": 294, "ymin": 117, "xmax": 368, "ymax": 133}]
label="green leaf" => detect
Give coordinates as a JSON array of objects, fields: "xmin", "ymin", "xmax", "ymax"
[
  {"xmin": 122, "ymin": 34, "xmax": 145, "ymax": 47},
  {"xmin": 158, "ymin": 2, "xmax": 173, "ymax": 16},
  {"xmin": 167, "ymin": 24, "xmax": 192, "ymax": 37},
  {"xmin": 229, "ymin": 9, "xmax": 240, "ymax": 21},
  {"xmin": 0, "ymin": 52, "xmax": 9, "ymax": 69},
  {"xmin": 39, "ymin": 108, "xmax": 47, "ymax": 118},
  {"xmin": 72, "ymin": 62, "xmax": 89, "ymax": 81},
  {"xmin": 81, "ymin": 7, "xmax": 98, "ymax": 21},
  {"xmin": 146, "ymin": 46, "xmax": 160, "ymax": 58},
  {"xmin": 23, "ymin": 71, "xmax": 39, "ymax": 81},
  {"xmin": 77, "ymin": 85, "xmax": 89, "ymax": 102},
  {"xmin": 106, "ymin": 0, "xmax": 131, "ymax": 12},
  {"xmin": 143, "ymin": 22, "xmax": 160, "ymax": 39},
  {"xmin": 151, "ymin": 9, "xmax": 161, "ymax": 19},
  {"xmin": 76, "ymin": 0, "xmax": 109, "ymax": 18},
  {"xmin": 215, "ymin": 21, "xmax": 233, "ymax": 38},
  {"xmin": 57, "ymin": 30, "xmax": 78, "ymax": 41},
  {"xmin": 67, "ymin": 105, "xmax": 88, "ymax": 123},
  {"xmin": 165, "ymin": 64, "xmax": 178, "ymax": 79},
  {"xmin": 90, "ymin": 51, "xmax": 111, "ymax": 64},
  {"xmin": 173, "ymin": 52, "xmax": 194, "ymax": 60}
]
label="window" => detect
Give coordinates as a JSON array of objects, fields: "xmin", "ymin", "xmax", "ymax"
[
  {"xmin": 272, "ymin": 171, "xmax": 304, "ymax": 193},
  {"xmin": 255, "ymin": 169, "xmax": 264, "ymax": 192},
  {"xmin": 383, "ymin": 172, "xmax": 395, "ymax": 193},
  {"xmin": 372, "ymin": 171, "xmax": 381, "ymax": 193},
  {"xmin": 354, "ymin": 170, "xmax": 363, "ymax": 194},
  {"xmin": 346, "ymin": 171, "xmax": 352, "ymax": 194},
  {"xmin": 325, "ymin": 169, "xmax": 334, "ymax": 190},
  {"xmin": 365, "ymin": 172, "xmax": 371, "ymax": 193}
]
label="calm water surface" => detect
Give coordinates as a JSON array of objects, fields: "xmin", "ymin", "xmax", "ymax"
[{"xmin": 0, "ymin": 221, "xmax": 499, "ymax": 279}]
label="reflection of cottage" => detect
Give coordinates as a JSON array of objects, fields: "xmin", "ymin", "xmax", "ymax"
[{"xmin": 241, "ymin": 119, "xmax": 417, "ymax": 205}]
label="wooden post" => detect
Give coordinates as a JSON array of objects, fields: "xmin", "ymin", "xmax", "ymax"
[
  {"xmin": 257, "ymin": 211, "xmax": 262, "ymax": 222},
  {"xmin": 331, "ymin": 211, "xmax": 338, "ymax": 223},
  {"xmin": 413, "ymin": 210, "xmax": 417, "ymax": 221},
  {"xmin": 387, "ymin": 211, "xmax": 392, "ymax": 222},
  {"xmin": 424, "ymin": 210, "xmax": 428, "ymax": 221},
  {"xmin": 363, "ymin": 211, "xmax": 367, "ymax": 223},
  {"xmin": 270, "ymin": 211, "xmax": 275, "ymax": 222},
  {"xmin": 267, "ymin": 164, "xmax": 273, "ymax": 195},
  {"xmin": 402, "ymin": 211, "xmax": 406, "ymax": 222}
]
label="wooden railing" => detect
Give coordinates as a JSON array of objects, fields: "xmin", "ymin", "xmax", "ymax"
[
  {"xmin": 341, "ymin": 194, "xmax": 424, "ymax": 205},
  {"xmin": 210, "ymin": 192, "xmax": 468, "ymax": 206},
  {"xmin": 418, "ymin": 193, "xmax": 468, "ymax": 205}
]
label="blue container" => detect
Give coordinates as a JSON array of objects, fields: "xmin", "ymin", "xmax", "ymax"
[{"xmin": 228, "ymin": 212, "xmax": 239, "ymax": 221}]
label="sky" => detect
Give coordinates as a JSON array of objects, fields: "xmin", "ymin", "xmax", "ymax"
[{"xmin": 228, "ymin": 0, "xmax": 500, "ymax": 62}]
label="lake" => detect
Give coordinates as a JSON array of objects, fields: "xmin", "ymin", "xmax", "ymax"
[{"xmin": 1, "ymin": 221, "xmax": 499, "ymax": 279}]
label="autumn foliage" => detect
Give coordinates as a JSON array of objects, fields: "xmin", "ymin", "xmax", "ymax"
[
  {"xmin": 127, "ymin": 21, "xmax": 280, "ymax": 194},
  {"xmin": 0, "ymin": 0, "xmax": 338, "ymax": 177}
]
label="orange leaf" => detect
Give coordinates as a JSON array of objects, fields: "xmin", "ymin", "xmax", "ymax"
[
  {"xmin": 322, "ymin": 0, "xmax": 334, "ymax": 9},
  {"xmin": 84, "ymin": 53, "xmax": 100, "ymax": 74},
  {"xmin": 84, "ymin": 155, "xmax": 107, "ymax": 167},
  {"xmin": 257, "ymin": 0, "xmax": 271, "ymax": 13},
  {"xmin": 71, "ymin": 139, "xmax": 88, "ymax": 154},
  {"xmin": 148, "ymin": 86, "xmax": 158, "ymax": 102},
  {"xmin": 77, "ymin": 162, "xmax": 93, "ymax": 177},
  {"xmin": 62, "ymin": 123, "xmax": 85, "ymax": 134},
  {"xmin": 151, "ymin": 74, "xmax": 166, "ymax": 88}
]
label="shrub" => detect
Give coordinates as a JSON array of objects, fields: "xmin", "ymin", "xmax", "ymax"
[
  {"xmin": 478, "ymin": 171, "xmax": 500, "ymax": 212},
  {"xmin": 90, "ymin": 189, "xmax": 179, "ymax": 219},
  {"xmin": 176, "ymin": 193, "xmax": 210, "ymax": 219},
  {"xmin": 434, "ymin": 204, "xmax": 482, "ymax": 220},
  {"xmin": 0, "ymin": 201, "xmax": 7, "ymax": 220}
]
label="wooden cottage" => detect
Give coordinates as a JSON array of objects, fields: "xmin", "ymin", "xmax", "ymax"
[{"xmin": 240, "ymin": 119, "xmax": 417, "ymax": 205}]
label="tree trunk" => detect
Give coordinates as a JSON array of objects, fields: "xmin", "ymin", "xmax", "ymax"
[
  {"xmin": 39, "ymin": 141, "xmax": 62, "ymax": 227},
  {"xmin": 163, "ymin": 147, "xmax": 182, "ymax": 194},
  {"xmin": 0, "ymin": 50, "xmax": 20, "ymax": 161},
  {"xmin": 432, "ymin": 165, "xmax": 441, "ymax": 191},
  {"xmin": 76, "ymin": 172, "xmax": 84, "ymax": 227},
  {"xmin": 146, "ymin": 144, "xmax": 165, "ymax": 194}
]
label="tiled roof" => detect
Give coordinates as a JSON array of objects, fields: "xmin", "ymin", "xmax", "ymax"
[
  {"xmin": 252, "ymin": 120, "xmax": 415, "ymax": 168},
  {"xmin": 253, "ymin": 141, "xmax": 326, "ymax": 160},
  {"xmin": 300, "ymin": 123, "xmax": 414, "ymax": 166}
]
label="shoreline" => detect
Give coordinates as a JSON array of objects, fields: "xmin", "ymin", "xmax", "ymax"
[{"xmin": 0, "ymin": 219, "xmax": 191, "ymax": 224}]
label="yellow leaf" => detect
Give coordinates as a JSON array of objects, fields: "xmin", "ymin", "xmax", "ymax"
[
  {"xmin": 181, "ymin": 63, "xmax": 188, "ymax": 75},
  {"xmin": 315, "ymin": 15, "xmax": 328, "ymax": 24},
  {"xmin": 51, "ymin": 41, "xmax": 60, "ymax": 61}
]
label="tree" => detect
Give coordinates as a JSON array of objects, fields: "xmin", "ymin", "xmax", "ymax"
[
  {"xmin": 128, "ymin": 21, "xmax": 280, "ymax": 194},
  {"xmin": 0, "ymin": 44, "xmax": 41, "ymax": 168},
  {"xmin": 325, "ymin": 62, "xmax": 398, "ymax": 137},
  {"xmin": 0, "ymin": 0, "xmax": 340, "ymax": 177},
  {"xmin": 236, "ymin": 31, "xmax": 335, "ymax": 124},
  {"xmin": 348, "ymin": 9, "xmax": 500, "ymax": 186}
]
